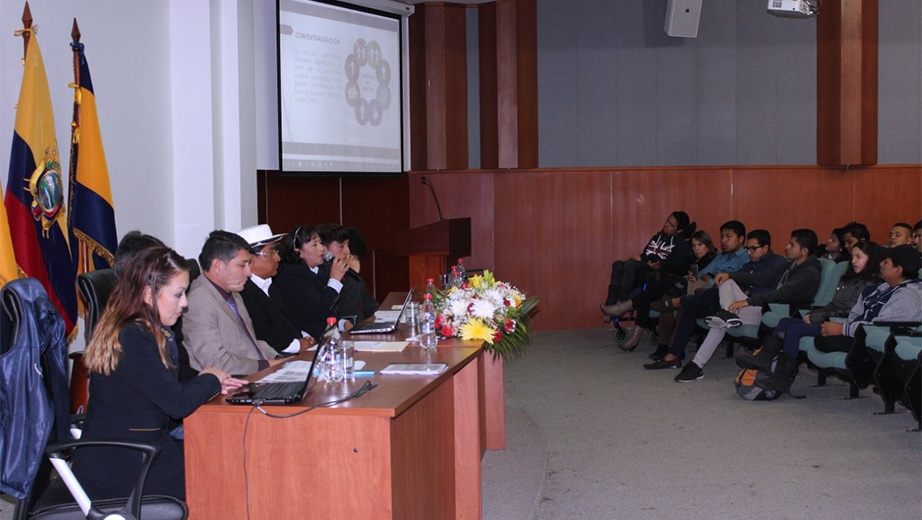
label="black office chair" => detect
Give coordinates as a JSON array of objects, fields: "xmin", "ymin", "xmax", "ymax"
[
  {"xmin": 1, "ymin": 279, "xmax": 187, "ymax": 520},
  {"xmin": 71, "ymin": 270, "xmax": 119, "ymax": 414}
]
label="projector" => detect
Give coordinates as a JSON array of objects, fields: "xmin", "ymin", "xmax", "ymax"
[{"xmin": 767, "ymin": 0, "xmax": 820, "ymax": 19}]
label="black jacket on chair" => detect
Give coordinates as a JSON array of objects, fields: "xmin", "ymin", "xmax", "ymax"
[{"xmin": 240, "ymin": 278, "xmax": 302, "ymax": 354}]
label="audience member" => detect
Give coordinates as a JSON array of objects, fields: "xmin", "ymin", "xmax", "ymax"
[
  {"xmin": 600, "ymin": 212, "xmax": 695, "ymax": 351},
  {"xmin": 601, "ymin": 211, "xmax": 695, "ymax": 308},
  {"xmin": 811, "ymin": 244, "xmax": 922, "ymax": 353},
  {"xmin": 737, "ymin": 240, "xmax": 885, "ymax": 372},
  {"xmin": 345, "ymin": 226, "xmax": 368, "ymax": 258},
  {"xmin": 665, "ymin": 229, "xmax": 805, "ymax": 380},
  {"xmin": 236, "ymin": 225, "xmax": 314, "ymax": 355},
  {"xmin": 73, "ymin": 246, "xmax": 245, "ymax": 500},
  {"xmin": 318, "ymin": 223, "xmax": 379, "ymax": 321},
  {"xmin": 270, "ymin": 225, "xmax": 349, "ymax": 341},
  {"xmin": 842, "ymin": 222, "xmax": 871, "ymax": 252},
  {"xmin": 816, "ymin": 227, "xmax": 848, "ymax": 262},
  {"xmin": 653, "ymin": 231, "xmax": 718, "ymax": 356},
  {"xmin": 183, "ymin": 231, "xmax": 282, "ymax": 375},
  {"xmin": 913, "ymin": 220, "xmax": 922, "ymax": 254},
  {"xmin": 888, "ymin": 222, "xmax": 914, "ymax": 248}
]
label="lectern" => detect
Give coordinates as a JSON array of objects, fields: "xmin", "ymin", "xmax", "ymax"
[{"xmin": 395, "ymin": 218, "xmax": 471, "ymax": 290}]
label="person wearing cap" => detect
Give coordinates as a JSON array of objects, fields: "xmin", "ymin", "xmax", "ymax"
[
  {"xmin": 814, "ymin": 244, "xmax": 922, "ymax": 354},
  {"xmin": 237, "ymin": 225, "xmax": 314, "ymax": 355},
  {"xmin": 183, "ymin": 231, "xmax": 282, "ymax": 375}
]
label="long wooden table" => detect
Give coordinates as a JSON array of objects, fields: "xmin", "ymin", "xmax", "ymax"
[
  {"xmin": 358, "ymin": 292, "xmax": 505, "ymax": 450},
  {"xmin": 185, "ymin": 346, "xmax": 485, "ymax": 520}
]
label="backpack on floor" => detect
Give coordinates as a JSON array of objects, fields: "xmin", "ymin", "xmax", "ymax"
[{"xmin": 734, "ymin": 348, "xmax": 783, "ymax": 401}]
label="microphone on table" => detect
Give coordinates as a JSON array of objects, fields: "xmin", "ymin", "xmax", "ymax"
[{"xmin": 420, "ymin": 176, "xmax": 446, "ymax": 221}]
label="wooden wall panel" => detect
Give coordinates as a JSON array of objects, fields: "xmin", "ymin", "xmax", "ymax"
[
  {"xmin": 408, "ymin": 171, "xmax": 495, "ymax": 273},
  {"xmin": 852, "ymin": 167, "xmax": 922, "ymax": 243},
  {"xmin": 732, "ymin": 168, "xmax": 855, "ymax": 250},
  {"xmin": 493, "ymin": 170, "xmax": 611, "ymax": 330},
  {"xmin": 610, "ymin": 169, "xmax": 732, "ymax": 263}
]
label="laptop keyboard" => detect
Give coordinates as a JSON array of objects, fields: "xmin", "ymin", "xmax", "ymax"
[{"xmin": 250, "ymin": 381, "xmax": 305, "ymax": 400}]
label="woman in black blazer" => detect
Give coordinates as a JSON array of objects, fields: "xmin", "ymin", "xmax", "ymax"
[
  {"xmin": 73, "ymin": 246, "xmax": 245, "ymax": 500},
  {"xmin": 270, "ymin": 225, "xmax": 349, "ymax": 341}
]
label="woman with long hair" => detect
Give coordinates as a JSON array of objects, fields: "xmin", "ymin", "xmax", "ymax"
[{"xmin": 73, "ymin": 246, "xmax": 245, "ymax": 500}]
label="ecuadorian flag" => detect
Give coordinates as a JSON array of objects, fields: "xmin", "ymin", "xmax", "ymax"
[
  {"xmin": 69, "ymin": 40, "xmax": 117, "ymax": 273},
  {"xmin": 0, "ymin": 200, "xmax": 20, "ymax": 288},
  {"xmin": 4, "ymin": 31, "xmax": 77, "ymax": 334}
]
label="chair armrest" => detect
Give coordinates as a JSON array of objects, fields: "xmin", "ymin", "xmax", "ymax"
[
  {"xmin": 872, "ymin": 321, "xmax": 922, "ymax": 334},
  {"xmin": 46, "ymin": 438, "xmax": 161, "ymax": 520}
]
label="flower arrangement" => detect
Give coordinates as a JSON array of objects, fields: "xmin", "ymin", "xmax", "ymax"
[{"xmin": 432, "ymin": 270, "xmax": 539, "ymax": 359}]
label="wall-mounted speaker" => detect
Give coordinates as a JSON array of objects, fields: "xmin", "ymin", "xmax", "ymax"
[{"xmin": 664, "ymin": 0, "xmax": 703, "ymax": 38}]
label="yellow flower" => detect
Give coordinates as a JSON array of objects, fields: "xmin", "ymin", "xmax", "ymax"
[
  {"xmin": 469, "ymin": 274, "xmax": 484, "ymax": 288},
  {"xmin": 459, "ymin": 318, "xmax": 496, "ymax": 345}
]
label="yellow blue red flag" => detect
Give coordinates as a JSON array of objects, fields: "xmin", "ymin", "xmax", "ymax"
[
  {"xmin": 0, "ymin": 197, "xmax": 20, "ymax": 288},
  {"xmin": 4, "ymin": 29, "xmax": 77, "ymax": 334},
  {"xmin": 68, "ymin": 38, "xmax": 117, "ymax": 274}
]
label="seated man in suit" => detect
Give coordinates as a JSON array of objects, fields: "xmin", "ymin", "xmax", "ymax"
[
  {"xmin": 183, "ymin": 230, "xmax": 282, "ymax": 375},
  {"xmin": 236, "ymin": 225, "xmax": 314, "ymax": 355},
  {"xmin": 317, "ymin": 223, "xmax": 379, "ymax": 322}
]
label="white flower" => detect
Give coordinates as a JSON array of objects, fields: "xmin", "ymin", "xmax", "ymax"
[
  {"xmin": 471, "ymin": 299, "xmax": 497, "ymax": 320},
  {"xmin": 449, "ymin": 299, "xmax": 470, "ymax": 317}
]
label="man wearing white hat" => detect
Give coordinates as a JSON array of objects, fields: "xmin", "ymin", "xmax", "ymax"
[{"xmin": 237, "ymin": 225, "xmax": 314, "ymax": 355}]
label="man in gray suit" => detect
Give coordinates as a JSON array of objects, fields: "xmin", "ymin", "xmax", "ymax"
[{"xmin": 182, "ymin": 230, "xmax": 281, "ymax": 375}]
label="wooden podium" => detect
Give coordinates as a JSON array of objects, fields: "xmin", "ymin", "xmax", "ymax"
[{"xmin": 395, "ymin": 218, "xmax": 471, "ymax": 290}]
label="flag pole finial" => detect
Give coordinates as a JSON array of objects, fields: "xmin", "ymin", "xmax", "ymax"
[
  {"xmin": 71, "ymin": 18, "xmax": 80, "ymax": 43},
  {"xmin": 21, "ymin": 2, "xmax": 32, "ymax": 58}
]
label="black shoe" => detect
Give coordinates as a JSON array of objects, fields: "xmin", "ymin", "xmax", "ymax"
[
  {"xmin": 674, "ymin": 362, "xmax": 703, "ymax": 382},
  {"xmin": 643, "ymin": 357, "xmax": 682, "ymax": 370},
  {"xmin": 648, "ymin": 344, "xmax": 669, "ymax": 361}
]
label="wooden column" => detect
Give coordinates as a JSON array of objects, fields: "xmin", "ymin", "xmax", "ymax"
[
  {"xmin": 479, "ymin": 0, "xmax": 538, "ymax": 169},
  {"xmin": 816, "ymin": 0, "xmax": 878, "ymax": 166},
  {"xmin": 409, "ymin": 3, "xmax": 468, "ymax": 171}
]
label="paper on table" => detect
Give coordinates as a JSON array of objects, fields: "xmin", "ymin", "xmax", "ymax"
[
  {"xmin": 390, "ymin": 305, "xmax": 403, "ymax": 310},
  {"xmin": 354, "ymin": 341, "xmax": 408, "ymax": 352},
  {"xmin": 380, "ymin": 363, "xmax": 448, "ymax": 375},
  {"xmin": 257, "ymin": 360, "xmax": 365, "ymax": 383},
  {"xmin": 373, "ymin": 310, "xmax": 401, "ymax": 321}
]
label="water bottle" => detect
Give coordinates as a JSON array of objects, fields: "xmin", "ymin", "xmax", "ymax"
[
  {"xmin": 426, "ymin": 277, "xmax": 437, "ymax": 295},
  {"xmin": 456, "ymin": 259, "xmax": 467, "ymax": 284},
  {"xmin": 322, "ymin": 317, "xmax": 344, "ymax": 383},
  {"xmin": 450, "ymin": 267, "xmax": 461, "ymax": 288},
  {"xmin": 420, "ymin": 294, "xmax": 438, "ymax": 349}
]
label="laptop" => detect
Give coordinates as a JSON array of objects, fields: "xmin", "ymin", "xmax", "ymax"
[
  {"xmin": 349, "ymin": 289, "xmax": 415, "ymax": 335},
  {"xmin": 225, "ymin": 339, "xmax": 322, "ymax": 405}
]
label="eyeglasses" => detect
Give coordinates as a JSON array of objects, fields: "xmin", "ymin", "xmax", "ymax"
[
  {"xmin": 745, "ymin": 245, "xmax": 765, "ymax": 252},
  {"xmin": 254, "ymin": 247, "xmax": 279, "ymax": 257}
]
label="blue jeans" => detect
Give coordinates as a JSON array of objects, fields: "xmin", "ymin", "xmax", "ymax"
[{"xmin": 775, "ymin": 317, "xmax": 821, "ymax": 358}]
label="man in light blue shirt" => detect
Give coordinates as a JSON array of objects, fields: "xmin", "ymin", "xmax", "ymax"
[{"xmin": 694, "ymin": 220, "xmax": 749, "ymax": 286}]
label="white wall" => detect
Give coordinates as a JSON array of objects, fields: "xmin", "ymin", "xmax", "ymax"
[{"xmin": 0, "ymin": 0, "xmax": 264, "ymax": 260}]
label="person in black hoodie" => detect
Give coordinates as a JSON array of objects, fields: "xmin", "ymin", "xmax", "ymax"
[{"xmin": 600, "ymin": 211, "xmax": 694, "ymax": 351}]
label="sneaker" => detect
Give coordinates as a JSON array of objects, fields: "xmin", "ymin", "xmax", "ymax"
[
  {"xmin": 643, "ymin": 357, "xmax": 682, "ymax": 370},
  {"xmin": 707, "ymin": 310, "xmax": 742, "ymax": 329},
  {"xmin": 674, "ymin": 362, "xmax": 704, "ymax": 382}
]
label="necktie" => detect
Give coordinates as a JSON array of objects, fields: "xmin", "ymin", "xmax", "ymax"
[{"xmin": 224, "ymin": 293, "xmax": 269, "ymax": 371}]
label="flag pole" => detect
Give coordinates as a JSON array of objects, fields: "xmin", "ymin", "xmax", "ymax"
[
  {"xmin": 69, "ymin": 18, "xmax": 89, "ymax": 276},
  {"xmin": 20, "ymin": 2, "xmax": 31, "ymax": 59}
]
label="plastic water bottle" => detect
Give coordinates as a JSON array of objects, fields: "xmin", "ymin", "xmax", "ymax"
[
  {"xmin": 426, "ymin": 277, "xmax": 437, "ymax": 295},
  {"xmin": 450, "ymin": 267, "xmax": 461, "ymax": 288},
  {"xmin": 457, "ymin": 259, "xmax": 467, "ymax": 284},
  {"xmin": 420, "ymin": 294, "xmax": 438, "ymax": 349},
  {"xmin": 322, "ymin": 317, "xmax": 344, "ymax": 383}
]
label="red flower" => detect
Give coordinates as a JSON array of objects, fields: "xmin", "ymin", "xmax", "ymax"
[
  {"xmin": 435, "ymin": 314, "xmax": 443, "ymax": 328},
  {"xmin": 503, "ymin": 298, "xmax": 512, "ymax": 307},
  {"xmin": 493, "ymin": 330, "xmax": 503, "ymax": 343},
  {"xmin": 440, "ymin": 325, "xmax": 454, "ymax": 337},
  {"xmin": 504, "ymin": 318, "xmax": 516, "ymax": 333}
]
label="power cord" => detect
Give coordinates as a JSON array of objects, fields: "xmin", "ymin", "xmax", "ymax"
[{"xmin": 242, "ymin": 381, "xmax": 377, "ymax": 519}]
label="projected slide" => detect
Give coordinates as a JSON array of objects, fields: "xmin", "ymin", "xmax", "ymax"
[{"xmin": 279, "ymin": 0, "xmax": 402, "ymax": 173}]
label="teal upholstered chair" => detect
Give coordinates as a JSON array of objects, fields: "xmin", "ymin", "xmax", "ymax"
[{"xmin": 761, "ymin": 258, "xmax": 845, "ymax": 328}]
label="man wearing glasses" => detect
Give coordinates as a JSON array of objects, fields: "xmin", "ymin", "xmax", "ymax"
[{"xmin": 237, "ymin": 225, "xmax": 314, "ymax": 355}]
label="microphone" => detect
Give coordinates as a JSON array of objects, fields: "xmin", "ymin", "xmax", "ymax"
[
  {"xmin": 420, "ymin": 176, "xmax": 445, "ymax": 221},
  {"xmin": 324, "ymin": 250, "xmax": 362, "ymax": 281}
]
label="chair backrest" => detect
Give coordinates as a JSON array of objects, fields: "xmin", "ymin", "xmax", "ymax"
[
  {"xmin": 811, "ymin": 258, "xmax": 848, "ymax": 308},
  {"xmin": 77, "ymin": 269, "xmax": 119, "ymax": 343}
]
